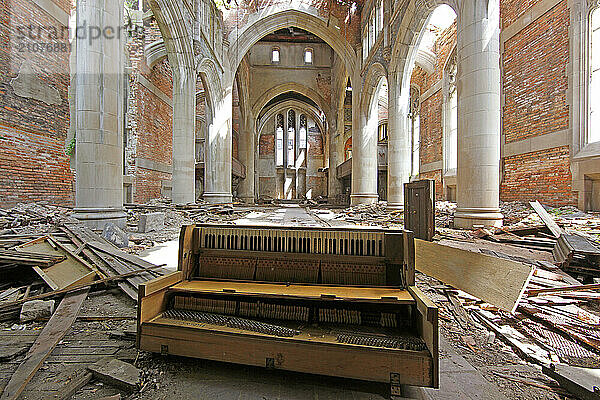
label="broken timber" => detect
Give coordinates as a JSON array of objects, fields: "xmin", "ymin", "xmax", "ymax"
[
  {"xmin": 529, "ymin": 201, "xmax": 564, "ymax": 238},
  {"xmin": 415, "ymin": 240, "xmax": 535, "ymax": 313},
  {"xmin": 0, "ymin": 288, "xmax": 89, "ymax": 400}
]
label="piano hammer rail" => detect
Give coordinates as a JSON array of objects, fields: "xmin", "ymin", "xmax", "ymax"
[{"xmin": 137, "ymin": 224, "xmax": 438, "ymax": 391}]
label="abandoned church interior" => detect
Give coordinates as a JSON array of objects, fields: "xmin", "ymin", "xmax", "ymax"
[{"xmin": 1, "ymin": 0, "xmax": 600, "ymax": 399}]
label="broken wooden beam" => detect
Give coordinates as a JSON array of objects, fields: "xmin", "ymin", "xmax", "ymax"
[
  {"xmin": 542, "ymin": 364, "xmax": 600, "ymax": 400},
  {"xmin": 529, "ymin": 201, "xmax": 564, "ymax": 238},
  {"xmin": 0, "ymin": 264, "xmax": 166, "ymax": 312},
  {"xmin": 415, "ymin": 240, "xmax": 535, "ymax": 313},
  {"xmin": 0, "ymin": 288, "xmax": 89, "ymax": 400},
  {"xmin": 527, "ymin": 283, "xmax": 600, "ymax": 297}
]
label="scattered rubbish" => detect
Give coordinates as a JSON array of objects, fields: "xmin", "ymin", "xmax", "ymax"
[{"xmin": 102, "ymin": 223, "xmax": 129, "ymax": 249}]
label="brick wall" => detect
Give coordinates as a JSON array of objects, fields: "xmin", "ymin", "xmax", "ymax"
[
  {"xmin": 501, "ymin": 0, "xmax": 542, "ymax": 29},
  {"xmin": 500, "ymin": 0, "xmax": 574, "ymax": 205},
  {"xmin": 134, "ymin": 167, "xmax": 171, "ymax": 204},
  {"xmin": 419, "ymin": 170, "xmax": 443, "ymax": 201},
  {"xmin": 0, "ymin": 124, "xmax": 73, "ymax": 205},
  {"xmin": 502, "ymin": 0, "xmax": 569, "ymax": 144},
  {"xmin": 259, "ymin": 134, "xmax": 274, "ymax": 157},
  {"xmin": 501, "ymin": 146, "xmax": 577, "ymax": 205},
  {"xmin": 126, "ymin": 17, "xmax": 174, "ymax": 204},
  {"xmin": 0, "ymin": 0, "xmax": 73, "ymax": 206},
  {"xmin": 419, "ymin": 90, "xmax": 443, "ymax": 165}
]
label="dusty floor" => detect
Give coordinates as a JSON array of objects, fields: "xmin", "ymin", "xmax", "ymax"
[{"xmin": 1, "ymin": 203, "xmax": 591, "ymax": 399}]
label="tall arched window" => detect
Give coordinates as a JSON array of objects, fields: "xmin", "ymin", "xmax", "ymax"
[
  {"xmin": 276, "ymin": 114, "xmax": 284, "ymax": 166},
  {"xmin": 287, "ymin": 110, "xmax": 296, "ymax": 168},
  {"xmin": 589, "ymin": 7, "xmax": 600, "ymax": 143},
  {"xmin": 445, "ymin": 55, "xmax": 458, "ymax": 171},
  {"xmin": 299, "ymin": 114, "xmax": 307, "ymax": 149},
  {"xmin": 410, "ymin": 86, "xmax": 420, "ymax": 177}
]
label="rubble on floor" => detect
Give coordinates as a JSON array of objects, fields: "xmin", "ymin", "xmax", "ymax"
[{"xmin": 1, "ymin": 200, "xmax": 599, "ymax": 399}]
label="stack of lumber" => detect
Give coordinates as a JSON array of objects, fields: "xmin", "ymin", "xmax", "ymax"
[{"xmin": 0, "ymin": 204, "xmax": 166, "ymax": 324}]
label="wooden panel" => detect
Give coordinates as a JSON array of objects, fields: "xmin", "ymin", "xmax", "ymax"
[
  {"xmin": 140, "ymin": 324, "xmax": 433, "ymax": 386},
  {"xmin": 169, "ymin": 280, "xmax": 415, "ymax": 304},
  {"xmin": 17, "ymin": 238, "xmax": 97, "ymax": 290},
  {"xmin": 408, "ymin": 286, "xmax": 439, "ymax": 388},
  {"xmin": 404, "ymin": 180, "xmax": 435, "ymax": 241},
  {"xmin": 179, "ymin": 225, "xmax": 196, "ymax": 279},
  {"xmin": 137, "ymin": 288, "xmax": 170, "ymax": 349},
  {"xmin": 529, "ymin": 201, "xmax": 564, "ymax": 238},
  {"xmin": 415, "ymin": 240, "xmax": 535, "ymax": 313},
  {"xmin": 140, "ymin": 272, "xmax": 182, "ymax": 297}
]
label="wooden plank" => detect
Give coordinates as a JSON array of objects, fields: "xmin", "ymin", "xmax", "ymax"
[
  {"xmin": 415, "ymin": 240, "xmax": 535, "ymax": 313},
  {"xmin": 527, "ymin": 283, "xmax": 600, "ymax": 297},
  {"xmin": 141, "ymin": 271, "xmax": 182, "ymax": 297},
  {"xmin": 542, "ymin": 364, "xmax": 600, "ymax": 400},
  {"xmin": 86, "ymin": 241, "xmax": 160, "ymax": 273},
  {"xmin": 169, "ymin": 280, "xmax": 415, "ymax": 304},
  {"xmin": 59, "ymin": 227, "xmax": 137, "ymax": 301},
  {"xmin": 52, "ymin": 369, "xmax": 92, "ymax": 400},
  {"xmin": 0, "ymin": 265, "xmax": 166, "ymax": 312},
  {"xmin": 408, "ymin": 286, "xmax": 439, "ymax": 389},
  {"xmin": 472, "ymin": 309, "xmax": 557, "ymax": 366},
  {"xmin": 529, "ymin": 201, "xmax": 564, "ymax": 238},
  {"xmin": 17, "ymin": 237, "xmax": 98, "ymax": 290},
  {"xmin": 0, "ymin": 288, "xmax": 89, "ymax": 400}
]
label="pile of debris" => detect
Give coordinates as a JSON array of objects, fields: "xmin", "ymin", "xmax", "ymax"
[
  {"xmin": 472, "ymin": 201, "xmax": 600, "ymax": 280},
  {"xmin": 0, "ymin": 203, "xmax": 170, "ymax": 399},
  {"xmin": 416, "ymin": 239, "xmax": 600, "ymax": 399},
  {"xmin": 333, "ymin": 202, "xmax": 404, "ymax": 227},
  {"xmin": 0, "ymin": 204, "xmax": 166, "ymax": 315}
]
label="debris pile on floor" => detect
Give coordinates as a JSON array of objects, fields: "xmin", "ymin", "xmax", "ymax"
[
  {"xmin": 0, "ymin": 202, "xmax": 169, "ymax": 399},
  {"xmin": 414, "ymin": 200, "xmax": 600, "ymax": 399},
  {"xmin": 333, "ymin": 202, "xmax": 404, "ymax": 226}
]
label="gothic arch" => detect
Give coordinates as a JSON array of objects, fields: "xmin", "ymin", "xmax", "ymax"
[
  {"xmin": 252, "ymin": 83, "xmax": 331, "ymax": 120},
  {"xmin": 227, "ymin": 8, "xmax": 357, "ymax": 75}
]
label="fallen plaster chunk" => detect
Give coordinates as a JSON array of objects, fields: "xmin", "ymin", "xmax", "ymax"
[
  {"xmin": 88, "ymin": 357, "xmax": 141, "ymax": 391},
  {"xmin": 19, "ymin": 299, "xmax": 55, "ymax": 323}
]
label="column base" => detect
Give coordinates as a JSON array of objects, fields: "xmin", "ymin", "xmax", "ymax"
[
  {"xmin": 350, "ymin": 193, "xmax": 379, "ymax": 206},
  {"xmin": 204, "ymin": 192, "xmax": 233, "ymax": 204},
  {"xmin": 73, "ymin": 208, "xmax": 127, "ymax": 230},
  {"xmin": 453, "ymin": 208, "xmax": 503, "ymax": 229},
  {"xmin": 387, "ymin": 202, "xmax": 404, "ymax": 210}
]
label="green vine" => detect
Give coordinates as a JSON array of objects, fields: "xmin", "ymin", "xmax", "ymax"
[{"xmin": 65, "ymin": 136, "xmax": 76, "ymax": 157}]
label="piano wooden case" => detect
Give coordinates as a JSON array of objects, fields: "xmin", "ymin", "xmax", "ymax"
[{"xmin": 137, "ymin": 224, "xmax": 439, "ymax": 390}]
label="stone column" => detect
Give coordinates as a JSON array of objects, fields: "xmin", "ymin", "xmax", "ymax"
[
  {"xmin": 204, "ymin": 86, "xmax": 233, "ymax": 204},
  {"xmin": 237, "ymin": 119, "xmax": 255, "ymax": 203},
  {"xmin": 351, "ymin": 72, "xmax": 379, "ymax": 205},
  {"xmin": 387, "ymin": 70, "xmax": 412, "ymax": 209},
  {"xmin": 454, "ymin": 0, "xmax": 503, "ymax": 228},
  {"xmin": 327, "ymin": 113, "xmax": 343, "ymax": 202},
  {"xmin": 73, "ymin": 0, "xmax": 126, "ymax": 229},
  {"xmin": 171, "ymin": 66, "xmax": 196, "ymax": 205}
]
